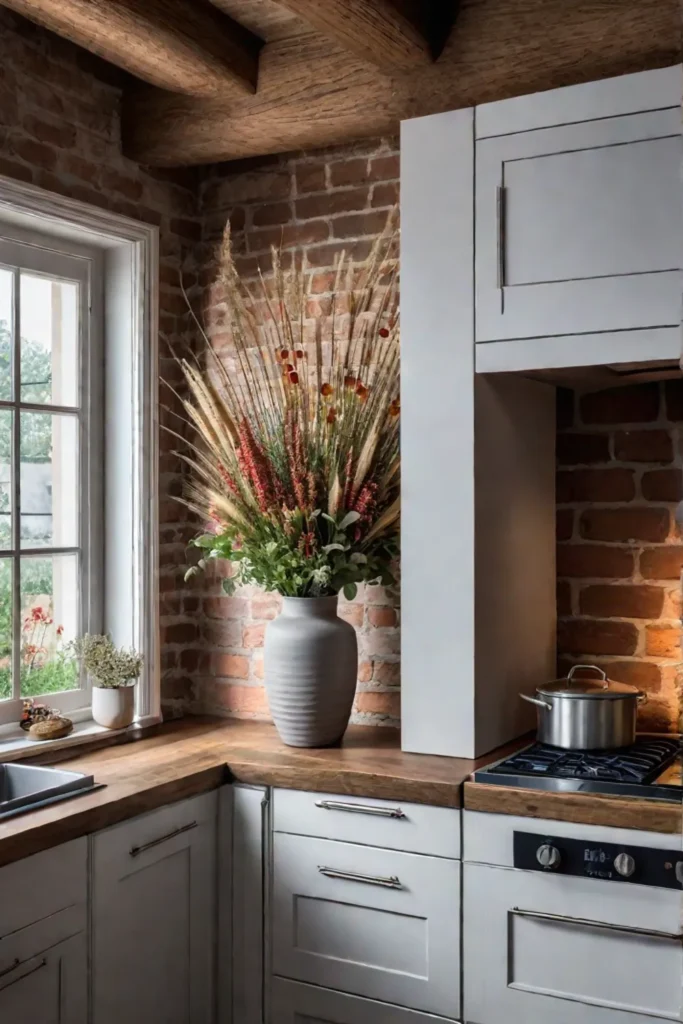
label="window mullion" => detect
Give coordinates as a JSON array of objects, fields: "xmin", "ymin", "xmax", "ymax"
[{"xmin": 11, "ymin": 268, "xmax": 20, "ymax": 703}]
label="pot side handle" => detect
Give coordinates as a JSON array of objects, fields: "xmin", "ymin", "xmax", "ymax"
[{"xmin": 520, "ymin": 693, "xmax": 552, "ymax": 711}]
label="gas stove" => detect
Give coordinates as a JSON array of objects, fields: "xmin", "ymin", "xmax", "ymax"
[{"xmin": 473, "ymin": 735, "xmax": 681, "ymax": 802}]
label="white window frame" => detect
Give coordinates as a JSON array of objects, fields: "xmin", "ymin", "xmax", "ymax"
[
  {"xmin": 0, "ymin": 174, "xmax": 160, "ymax": 743},
  {"xmin": 0, "ymin": 231, "xmax": 103, "ymax": 724}
]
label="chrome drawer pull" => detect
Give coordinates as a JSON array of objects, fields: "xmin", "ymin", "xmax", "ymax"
[
  {"xmin": 0, "ymin": 959, "xmax": 20, "ymax": 979},
  {"xmin": 130, "ymin": 821, "xmax": 197, "ymax": 857},
  {"xmin": 315, "ymin": 799, "xmax": 405, "ymax": 819},
  {"xmin": 318, "ymin": 865, "xmax": 403, "ymax": 889},
  {"xmin": 0, "ymin": 957, "xmax": 47, "ymax": 990},
  {"xmin": 511, "ymin": 908, "xmax": 683, "ymax": 943}
]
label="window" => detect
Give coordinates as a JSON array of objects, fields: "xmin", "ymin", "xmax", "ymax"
[
  {"xmin": 0, "ymin": 178, "xmax": 160, "ymax": 742},
  {"xmin": 0, "ymin": 232, "xmax": 102, "ymax": 725}
]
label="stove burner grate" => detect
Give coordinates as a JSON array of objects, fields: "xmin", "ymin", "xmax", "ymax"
[{"xmin": 489, "ymin": 737, "xmax": 680, "ymax": 785}]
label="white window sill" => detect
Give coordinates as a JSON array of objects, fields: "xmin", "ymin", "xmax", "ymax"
[{"xmin": 0, "ymin": 715, "xmax": 161, "ymax": 763}]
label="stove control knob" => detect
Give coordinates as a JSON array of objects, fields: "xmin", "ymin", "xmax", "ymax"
[
  {"xmin": 614, "ymin": 853, "xmax": 636, "ymax": 878},
  {"xmin": 536, "ymin": 844, "xmax": 561, "ymax": 870}
]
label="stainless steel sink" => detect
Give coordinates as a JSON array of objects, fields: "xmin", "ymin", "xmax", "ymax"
[{"xmin": 0, "ymin": 763, "xmax": 98, "ymax": 818}]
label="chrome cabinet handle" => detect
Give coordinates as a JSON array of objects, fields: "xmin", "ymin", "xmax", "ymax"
[
  {"xmin": 0, "ymin": 957, "xmax": 47, "ymax": 990},
  {"xmin": 318, "ymin": 865, "xmax": 403, "ymax": 889},
  {"xmin": 496, "ymin": 184, "xmax": 507, "ymax": 295},
  {"xmin": 315, "ymin": 799, "xmax": 405, "ymax": 819},
  {"xmin": 511, "ymin": 908, "xmax": 682, "ymax": 943},
  {"xmin": 130, "ymin": 821, "xmax": 197, "ymax": 858},
  {"xmin": 0, "ymin": 959, "xmax": 20, "ymax": 980}
]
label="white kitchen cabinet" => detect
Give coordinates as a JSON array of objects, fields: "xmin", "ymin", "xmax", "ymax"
[
  {"xmin": 229, "ymin": 784, "xmax": 267, "ymax": 1024},
  {"xmin": 91, "ymin": 790, "xmax": 218, "ymax": 1024},
  {"xmin": 0, "ymin": 931, "xmax": 87, "ymax": 1024},
  {"xmin": 271, "ymin": 978, "xmax": 457, "ymax": 1024},
  {"xmin": 475, "ymin": 107, "xmax": 682, "ymax": 343},
  {"xmin": 272, "ymin": 831, "xmax": 460, "ymax": 1019}
]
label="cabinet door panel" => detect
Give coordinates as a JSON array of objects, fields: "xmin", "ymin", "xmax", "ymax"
[
  {"xmin": 271, "ymin": 978, "xmax": 456, "ymax": 1024},
  {"xmin": 272, "ymin": 833, "xmax": 460, "ymax": 1019},
  {"xmin": 92, "ymin": 792, "xmax": 217, "ymax": 1024},
  {"xmin": 0, "ymin": 932, "xmax": 86, "ymax": 1024},
  {"xmin": 475, "ymin": 108, "xmax": 683, "ymax": 341}
]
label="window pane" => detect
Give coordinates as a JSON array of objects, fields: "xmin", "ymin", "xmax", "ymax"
[
  {"xmin": 0, "ymin": 267, "xmax": 13, "ymax": 402},
  {"xmin": 0, "ymin": 558, "xmax": 11, "ymax": 700},
  {"xmin": 0, "ymin": 409, "xmax": 11, "ymax": 550},
  {"xmin": 20, "ymin": 553, "xmax": 79, "ymax": 698},
  {"xmin": 20, "ymin": 412, "xmax": 78, "ymax": 548},
  {"xmin": 20, "ymin": 274, "xmax": 79, "ymax": 408}
]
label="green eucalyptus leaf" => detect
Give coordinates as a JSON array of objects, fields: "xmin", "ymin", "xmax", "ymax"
[
  {"xmin": 343, "ymin": 583, "xmax": 358, "ymax": 601},
  {"xmin": 221, "ymin": 577, "xmax": 236, "ymax": 595}
]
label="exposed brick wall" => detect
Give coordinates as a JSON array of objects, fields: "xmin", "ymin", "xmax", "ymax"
[
  {"xmin": 557, "ymin": 382, "xmax": 683, "ymax": 731},
  {"xmin": 190, "ymin": 140, "xmax": 402, "ymax": 727},
  {"xmin": 0, "ymin": 9, "xmax": 201, "ymax": 716}
]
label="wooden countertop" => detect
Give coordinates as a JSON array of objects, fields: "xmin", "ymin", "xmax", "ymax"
[
  {"xmin": 463, "ymin": 781, "xmax": 682, "ymax": 835},
  {"xmin": 0, "ymin": 716, "xmax": 483, "ymax": 868}
]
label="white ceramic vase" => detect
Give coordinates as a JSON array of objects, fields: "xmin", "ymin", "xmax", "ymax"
[
  {"xmin": 92, "ymin": 684, "xmax": 136, "ymax": 730},
  {"xmin": 264, "ymin": 595, "xmax": 358, "ymax": 747}
]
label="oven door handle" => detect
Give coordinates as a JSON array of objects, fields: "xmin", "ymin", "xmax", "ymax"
[{"xmin": 511, "ymin": 907, "xmax": 683, "ymax": 943}]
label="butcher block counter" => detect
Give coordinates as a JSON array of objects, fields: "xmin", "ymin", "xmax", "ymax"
[{"xmin": 0, "ymin": 716, "xmax": 486, "ymax": 868}]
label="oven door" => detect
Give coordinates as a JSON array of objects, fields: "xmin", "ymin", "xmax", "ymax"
[{"xmin": 463, "ymin": 862, "xmax": 683, "ymax": 1023}]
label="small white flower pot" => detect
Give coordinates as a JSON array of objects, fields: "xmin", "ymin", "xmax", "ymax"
[{"xmin": 92, "ymin": 685, "xmax": 136, "ymax": 730}]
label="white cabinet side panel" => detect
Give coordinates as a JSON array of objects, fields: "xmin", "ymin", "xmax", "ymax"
[
  {"xmin": 400, "ymin": 107, "xmax": 476, "ymax": 757},
  {"xmin": 232, "ymin": 785, "xmax": 266, "ymax": 1024},
  {"xmin": 474, "ymin": 375, "xmax": 556, "ymax": 756}
]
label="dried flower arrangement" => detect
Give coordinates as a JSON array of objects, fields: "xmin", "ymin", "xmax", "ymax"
[
  {"xmin": 68, "ymin": 634, "xmax": 143, "ymax": 689},
  {"xmin": 169, "ymin": 215, "xmax": 400, "ymax": 600}
]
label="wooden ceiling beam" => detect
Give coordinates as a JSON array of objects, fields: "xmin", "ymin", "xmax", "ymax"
[
  {"xmin": 274, "ymin": 0, "xmax": 434, "ymax": 71},
  {"xmin": 122, "ymin": 0, "xmax": 679, "ymax": 166},
  {"xmin": 0, "ymin": 0, "xmax": 261, "ymax": 96}
]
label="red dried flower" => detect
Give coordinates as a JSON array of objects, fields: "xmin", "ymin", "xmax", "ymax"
[
  {"xmin": 295, "ymin": 349, "xmax": 305, "ymax": 359},
  {"xmin": 288, "ymin": 371, "xmax": 299, "ymax": 385},
  {"xmin": 355, "ymin": 383, "xmax": 369, "ymax": 402},
  {"xmin": 379, "ymin": 327, "xmax": 390, "ymax": 338},
  {"xmin": 389, "ymin": 398, "xmax": 400, "ymax": 417},
  {"xmin": 344, "ymin": 375, "xmax": 357, "ymax": 389},
  {"xmin": 280, "ymin": 349, "xmax": 289, "ymax": 360},
  {"xmin": 321, "ymin": 382, "xmax": 333, "ymax": 398},
  {"xmin": 326, "ymin": 407, "xmax": 336, "ymax": 424}
]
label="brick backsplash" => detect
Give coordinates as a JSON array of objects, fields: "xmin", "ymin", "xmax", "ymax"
[
  {"xmin": 556, "ymin": 382, "xmax": 683, "ymax": 731},
  {"xmin": 188, "ymin": 140, "xmax": 402, "ymax": 727}
]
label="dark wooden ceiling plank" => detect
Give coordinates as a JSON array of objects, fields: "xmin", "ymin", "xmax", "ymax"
[
  {"xmin": 122, "ymin": 0, "xmax": 679, "ymax": 165},
  {"xmin": 0, "ymin": 0, "xmax": 262, "ymax": 96}
]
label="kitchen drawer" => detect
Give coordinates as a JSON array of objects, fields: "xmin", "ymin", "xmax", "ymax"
[
  {"xmin": 0, "ymin": 838, "xmax": 87, "ymax": 939},
  {"xmin": 0, "ymin": 904, "xmax": 85, "ymax": 975},
  {"xmin": 92, "ymin": 789, "xmax": 217, "ymax": 877},
  {"xmin": 272, "ymin": 788, "xmax": 460, "ymax": 859},
  {"xmin": 272, "ymin": 832, "xmax": 460, "ymax": 1019},
  {"xmin": 464, "ymin": 861, "xmax": 682, "ymax": 1023},
  {"xmin": 271, "ymin": 978, "xmax": 458, "ymax": 1023}
]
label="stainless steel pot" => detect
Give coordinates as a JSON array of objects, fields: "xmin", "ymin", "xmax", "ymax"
[{"xmin": 520, "ymin": 665, "xmax": 646, "ymax": 750}]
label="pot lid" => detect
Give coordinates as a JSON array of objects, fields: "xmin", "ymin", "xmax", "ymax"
[{"xmin": 538, "ymin": 664, "xmax": 643, "ymax": 699}]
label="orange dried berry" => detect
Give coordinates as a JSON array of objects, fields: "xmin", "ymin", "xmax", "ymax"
[
  {"xmin": 344, "ymin": 375, "xmax": 357, "ymax": 389},
  {"xmin": 326, "ymin": 407, "xmax": 337, "ymax": 424},
  {"xmin": 356, "ymin": 384, "xmax": 369, "ymax": 402},
  {"xmin": 285, "ymin": 363, "xmax": 294, "ymax": 372},
  {"xmin": 288, "ymin": 371, "xmax": 300, "ymax": 385},
  {"xmin": 295, "ymin": 349, "xmax": 305, "ymax": 359},
  {"xmin": 389, "ymin": 399, "xmax": 400, "ymax": 417},
  {"xmin": 321, "ymin": 382, "xmax": 334, "ymax": 397},
  {"xmin": 280, "ymin": 349, "xmax": 289, "ymax": 360},
  {"xmin": 379, "ymin": 327, "xmax": 390, "ymax": 338}
]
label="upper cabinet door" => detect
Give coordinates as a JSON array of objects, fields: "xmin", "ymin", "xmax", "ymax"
[{"xmin": 475, "ymin": 107, "xmax": 682, "ymax": 342}]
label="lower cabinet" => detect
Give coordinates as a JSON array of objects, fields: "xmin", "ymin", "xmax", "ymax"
[
  {"xmin": 273, "ymin": 832, "xmax": 460, "ymax": 1018},
  {"xmin": 0, "ymin": 923, "xmax": 87, "ymax": 1024},
  {"xmin": 271, "ymin": 978, "xmax": 456, "ymax": 1024},
  {"xmin": 91, "ymin": 790, "xmax": 218, "ymax": 1024}
]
